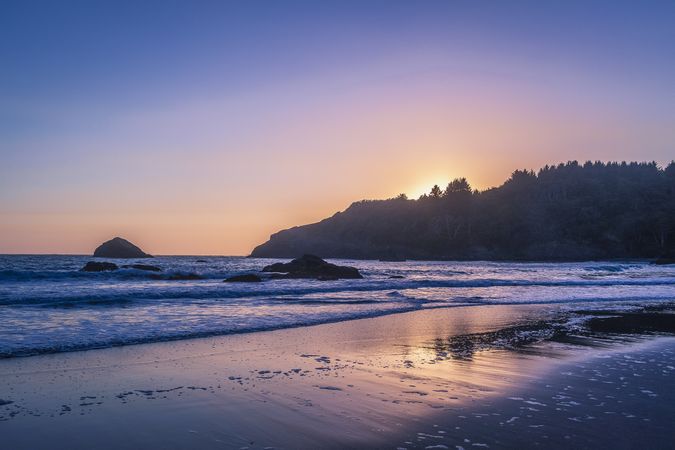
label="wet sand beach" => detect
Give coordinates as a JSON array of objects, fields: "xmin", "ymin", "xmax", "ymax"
[
  {"xmin": 1, "ymin": 304, "xmax": 674, "ymax": 449},
  {"xmin": 401, "ymin": 337, "xmax": 675, "ymax": 449}
]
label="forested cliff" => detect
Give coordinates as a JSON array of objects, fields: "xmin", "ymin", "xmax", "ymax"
[{"xmin": 251, "ymin": 161, "xmax": 675, "ymax": 261}]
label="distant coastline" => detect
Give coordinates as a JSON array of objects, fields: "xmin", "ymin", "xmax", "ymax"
[
  {"xmin": 0, "ymin": 252, "xmax": 668, "ymax": 265},
  {"xmin": 0, "ymin": 253, "xmax": 660, "ymax": 262}
]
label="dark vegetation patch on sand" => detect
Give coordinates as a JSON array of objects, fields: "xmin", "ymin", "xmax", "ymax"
[
  {"xmin": 587, "ymin": 312, "xmax": 675, "ymax": 334},
  {"xmin": 417, "ymin": 305, "xmax": 675, "ymax": 362}
]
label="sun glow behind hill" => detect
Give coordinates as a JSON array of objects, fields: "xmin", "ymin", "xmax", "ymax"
[{"xmin": 406, "ymin": 175, "xmax": 459, "ymax": 199}]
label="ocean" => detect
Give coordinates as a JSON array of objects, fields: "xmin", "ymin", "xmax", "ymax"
[{"xmin": 1, "ymin": 255, "xmax": 674, "ymax": 358}]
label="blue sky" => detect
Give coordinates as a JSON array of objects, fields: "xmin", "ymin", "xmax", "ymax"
[{"xmin": 1, "ymin": 1, "xmax": 674, "ymax": 254}]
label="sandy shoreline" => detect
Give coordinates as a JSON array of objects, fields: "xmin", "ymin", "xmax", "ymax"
[{"xmin": 1, "ymin": 304, "xmax": 674, "ymax": 449}]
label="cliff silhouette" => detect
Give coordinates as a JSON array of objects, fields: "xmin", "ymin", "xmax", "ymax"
[{"xmin": 251, "ymin": 161, "xmax": 675, "ymax": 261}]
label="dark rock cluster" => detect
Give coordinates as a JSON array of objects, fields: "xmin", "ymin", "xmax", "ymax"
[
  {"xmin": 262, "ymin": 254, "xmax": 362, "ymax": 280},
  {"xmin": 80, "ymin": 262, "xmax": 162, "ymax": 272},
  {"xmin": 80, "ymin": 261, "xmax": 119, "ymax": 272}
]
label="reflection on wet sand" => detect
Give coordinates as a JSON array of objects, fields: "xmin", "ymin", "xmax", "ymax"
[{"xmin": 1, "ymin": 304, "xmax": 674, "ymax": 449}]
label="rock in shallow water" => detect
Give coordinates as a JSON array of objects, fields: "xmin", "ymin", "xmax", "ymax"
[
  {"xmin": 262, "ymin": 254, "xmax": 362, "ymax": 280},
  {"xmin": 80, "ymin": 261, "xmax": 119, "ymax": 272},
  {"xmin": 93, "ymin": 237, "xmax": 152, "ymax": 258},
  {"xmin": 224, "ymin": 274, "xmax": 263, "ymax": 283},
  {"xmin": 165, "ymin": 273, "xmax": 204, "ymax": 280},
  {"xmin": 121, "ymin": 264, "xmax": 162, "ymax": 272}
]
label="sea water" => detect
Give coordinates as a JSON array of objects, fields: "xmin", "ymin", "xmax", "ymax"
[{"xmin": 1, "ymin": 255, "xmax": 674, "ymax": 357}]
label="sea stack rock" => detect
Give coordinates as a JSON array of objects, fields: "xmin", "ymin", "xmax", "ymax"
[
  {"xmin": 93, "ymin": 237, "xmax": 152, "ymax": 259},
  {"xmin": 262, "ymin": 254, "xmax": 362, "ymax": 280}
]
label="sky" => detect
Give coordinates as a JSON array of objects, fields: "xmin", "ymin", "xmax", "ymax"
[{"xmin": 1, "ymin": 0, "xmax": 674, "ymax": 255}]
